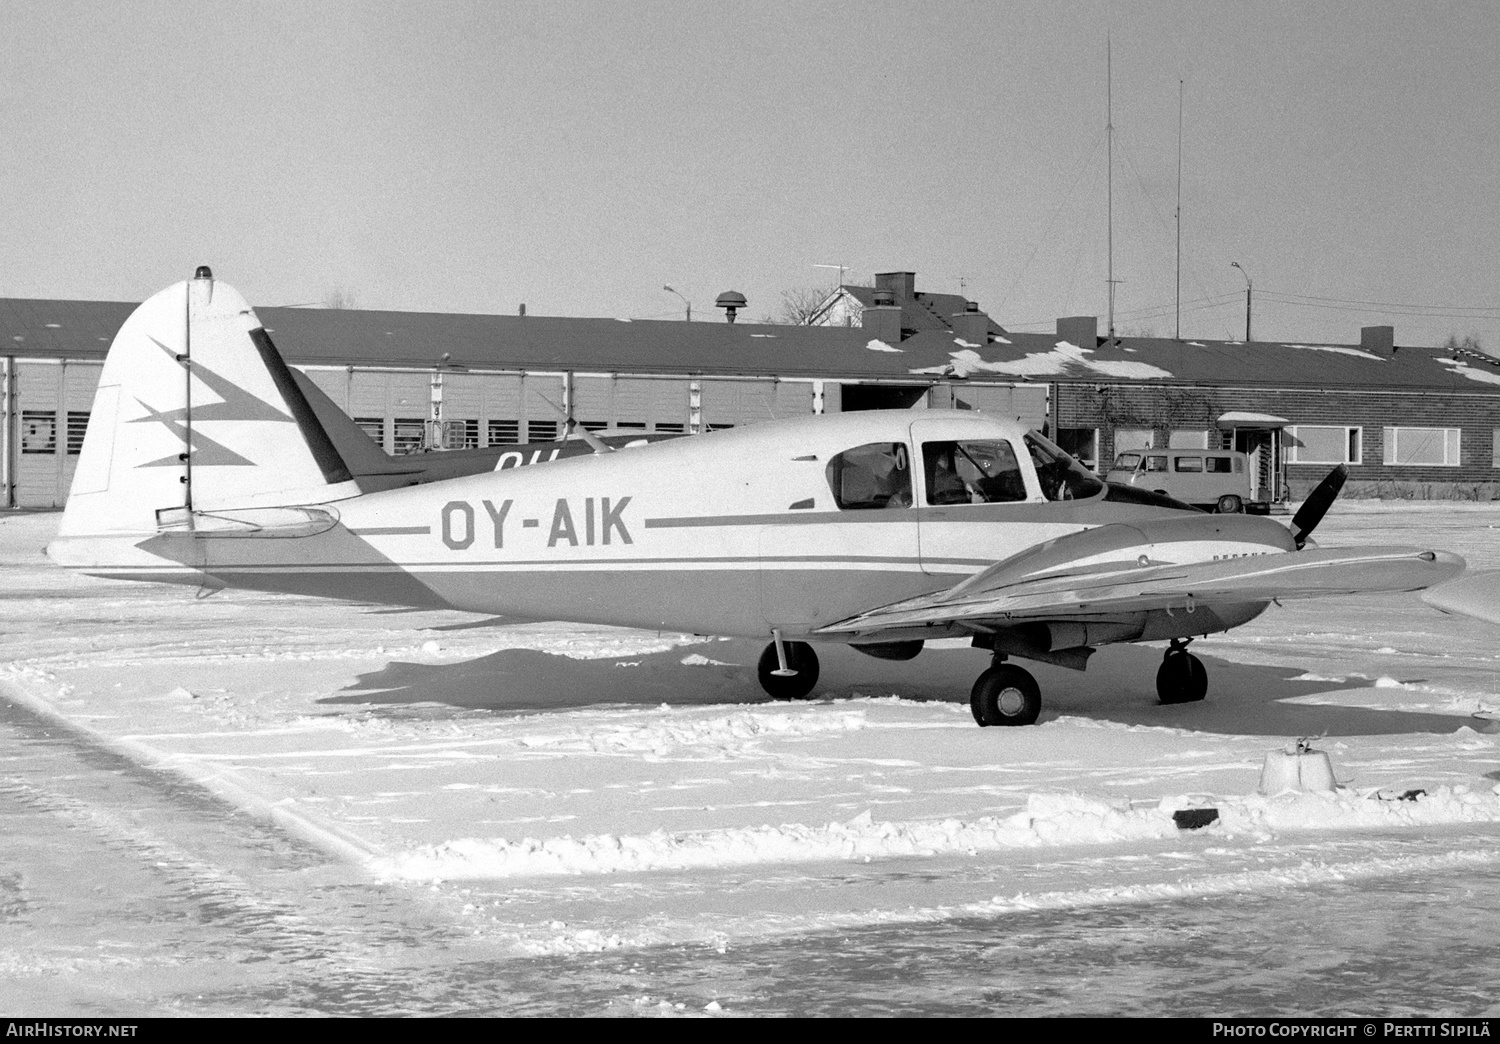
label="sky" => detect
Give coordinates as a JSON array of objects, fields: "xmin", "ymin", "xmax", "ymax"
[{"xmin": 2, "ymin": 0, "xmax": 1497, "ymax": 349}]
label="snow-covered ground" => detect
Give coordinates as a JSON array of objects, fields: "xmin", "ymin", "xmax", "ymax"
[{"xmin": 3, "ymin": 504, "xmax": 1500, "ymax": 1014}]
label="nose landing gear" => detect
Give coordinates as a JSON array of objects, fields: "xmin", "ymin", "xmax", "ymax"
[{"xmin": 1156, "ymin": 640, "xmax": 1208, "ymax": 704}]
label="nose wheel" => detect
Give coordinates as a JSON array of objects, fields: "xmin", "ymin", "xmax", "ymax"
[
  {"xmin": 757, "ymin": 637, "xmax": 820, "ymax": 700},
  {"xmin": 1156, "ymin": 642, "xmax": 1208, "ymax": 704},
  {"xmin": 970, "ymin": 662, "xmax": 1041, "ymax": 726}
]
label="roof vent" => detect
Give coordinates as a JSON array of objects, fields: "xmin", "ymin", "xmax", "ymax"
[
  {"xmin": 715, "ymin": 290, "xmax": 747, "ymax": 323},
  {"xmin": 194, "ymin": 265, "xmax": 213, "ymax": 280},
  {"xmin": 872, "ymin": 289, "xmax": 896, "ymax": 307}
]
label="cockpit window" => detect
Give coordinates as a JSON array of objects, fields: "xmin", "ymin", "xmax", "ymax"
[
  {"xmin": 1024, "ymin": 432, "xmax": 1105, "ymax": 502},
  {"xmin": 826, "ymin": 442, "xmax": 912, "ymax": 510},
  {"xmin": 922, "ymin": 440, "xmax": 1029, "ymax": 504}
]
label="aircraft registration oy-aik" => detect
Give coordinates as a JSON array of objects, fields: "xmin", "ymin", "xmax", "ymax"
[{"xmin": 47, "ymin": 270, "xmax": 1469, "ymax": 726}]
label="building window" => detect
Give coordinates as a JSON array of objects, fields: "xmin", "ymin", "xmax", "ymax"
[
  {"xmin": 1168, "ymin": 429, "xmax": 1210, "ymax": 449},
  {"xmin": 354, "ymin": 417, "xmax": 384, "ymax": 447},
  {"xmin": 1055, "ymin": 427, "xmax": 1098, "ymax": 470},
  {"xmin": 655, "ymin": 422, "xmax": 686, "ymax": 434},
  {"xmin": 1384, "ymin": 427, "xmax": 1460, "ymax": 467},
  {"xmin": 1492, "ymin": 429, "xmax": 1500, "ymax": 468},
  {"xmin": 488, "ymin": 419, "xmax": 520, "ymax": 445},
  {"xmin": 580, "ymin": 421, "xmax": 608, "ymax": 432},
  {"xmin": 1286, "ymin": 425, "xmax": 1361, "ymax": 465},
  {"xmin": 66, "ymin": 412, "xmax": 89, "ymax": 454},
  {"xmin": 526, "ymin": 420, "xmax": 559, "ymax": 442},
  {"xmin": 21, "ymin": 411, "xmax": 56, "ymax": 454},
  {"xmin": 393, "ymin": 417, "xmax": 425, "ymax": 455},
  {"xmin": 1114, "ymin": 428, "xmax": 1152, "ymax": 453},
  {"xmin": 439, "ymin": 419, "xmax": 478, "ymax": 449},
  {"xmin": 615, "ymin": 421, "xmax": 647, "ymax": 430}
]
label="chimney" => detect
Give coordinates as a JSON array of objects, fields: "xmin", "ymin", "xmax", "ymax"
[
  {"xmin": 951, "ymin": 301, "xmax": 990, "ymax": 345},
  {"xmin": 874, "ymin": 271, "xmax": 917, "ymax": 303},
  {"xmin": 1057, "ymin": 315, "xmax": 1099, "ymax": 347},
  {"xmin": 862, "ymin": 288, "xmax": 903, "ymax": 344},
  {"xmin": 1360, "ymin": 325, "xmax": 1395, "ymax": 357}
]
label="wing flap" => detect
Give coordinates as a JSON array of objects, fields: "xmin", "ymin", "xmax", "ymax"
[{"xmin": 819, "ymin": 547, "xmax": 1465, "ymax": 634}]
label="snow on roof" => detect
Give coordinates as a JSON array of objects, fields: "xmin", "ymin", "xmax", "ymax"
[
  {"xmin": 909, "ymin": 341, "xmax": 1174, "ymax": 380},
  {"xmin": 1284, "ymin": 343, "xmax": 1386, "ymax": 361},
  {"xmin": 1436, "ymin": 357, "xmax": 1500, "ymax": 386}
]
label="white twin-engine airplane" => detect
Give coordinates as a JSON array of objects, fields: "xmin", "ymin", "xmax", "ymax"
[{"xmin": 48, "ymin": 270, "xmax": 1466, "ymax": 726}]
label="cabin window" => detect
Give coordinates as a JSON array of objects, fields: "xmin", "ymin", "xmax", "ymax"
[
  {"xmin": 1174, "ymin": 456, "xmax": 1204, "ymax": 473},
  {"xmin": 922, "ymin": 440, "xmax": 1028, "ymax": 505},
  {"xmin": 1383, "ymin": 427, "xmax": 1460, "ymax": 467},
  {"xmin": 1024, "ymin": 432, "xmax": 1105, "ymax": 501},
  {"xmin": 1205, "ymin": 456, "xmax": 1235, "ymax": 474},
  {"xmin": 1144, "ymin": 454, "xmax": 1169, "ymax": 473},
  {"xmin": 826, "ymin": 442, "xmax": 912, "ymax": 510}
]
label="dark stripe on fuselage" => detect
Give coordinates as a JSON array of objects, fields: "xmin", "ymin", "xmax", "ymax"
[{"xmin": 347, "ymin": 526, "xmax": 433, "ymax": 536}]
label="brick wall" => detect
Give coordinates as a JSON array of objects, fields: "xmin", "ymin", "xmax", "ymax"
[{"xmin": 1056, "ymin": 382, "xmax": 1500, "ymax": 497}]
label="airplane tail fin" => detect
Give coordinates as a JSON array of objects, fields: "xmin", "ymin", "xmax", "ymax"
[{"xmin": 54, "ymin": 268, "xmax": 362, "ymax": 546}]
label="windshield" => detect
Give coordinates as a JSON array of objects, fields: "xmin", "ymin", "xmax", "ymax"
[
  {"xmin": 1024, "ymin": 432, "xmax": 1105, "ymax": 501},
  {"xmin": 1113, "ymin": 452, "xmax": 1143, "ymax": 471}
]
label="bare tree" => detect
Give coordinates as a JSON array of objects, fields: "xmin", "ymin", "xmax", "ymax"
[
  {"xmin": 1442, "ymin": 333, "xmax": 1490, "ymax": 356},
  {"xmin": 323, "ymin": 287, "xmax": 358, "ymax": 310},
  {"xmin": 776, "ymin": 286, "xmax": 835, "ymax": 325}
]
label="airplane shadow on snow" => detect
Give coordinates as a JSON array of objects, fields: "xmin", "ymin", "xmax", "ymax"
[{"xmin": 322, "ymin": 634, "xmax": 1483, "ymax": 739}]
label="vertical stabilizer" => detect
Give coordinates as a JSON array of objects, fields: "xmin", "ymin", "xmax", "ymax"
[{"xmin": 56, "ymin": 270, "xmax": 361, "ymax": 542}]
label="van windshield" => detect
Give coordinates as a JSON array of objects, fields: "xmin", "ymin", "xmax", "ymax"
[
  {"xmin": 1024, "ymin": 432, "xmax": 1105, "ymax": 501},
  {"xmin": 1114, "ymin": 452, "xmax": 1142, "ymax": 471}
]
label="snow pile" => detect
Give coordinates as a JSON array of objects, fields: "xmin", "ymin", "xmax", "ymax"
[
  {"xmin": 514, "ymin": 707, "xmax": 868, "ymax": 755},
  {"xmin": 371, "ymin": 793, "xmax": 1183, "ymax": 880}
]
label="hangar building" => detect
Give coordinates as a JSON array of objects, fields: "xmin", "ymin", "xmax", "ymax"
[{"xmin": 3, "ymin": 270, "xmax": 1497, "ymax": 508}]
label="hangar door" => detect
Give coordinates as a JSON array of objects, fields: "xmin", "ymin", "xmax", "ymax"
[
  {"xmin": 13, "ymin": 360, "xmax": 103, "ymax": 508},
  {"xmin": 935, "ymin": 383, "xmax": 1049, "ymax": 430},
  {"xmin": 700, "ymin": 379, "xmax": 814, "ymax": 429}
]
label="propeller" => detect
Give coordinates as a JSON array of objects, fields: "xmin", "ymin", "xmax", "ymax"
[{"xmin": 1289, "ymin": 464, "xmax": 1348, "ymax": 549}]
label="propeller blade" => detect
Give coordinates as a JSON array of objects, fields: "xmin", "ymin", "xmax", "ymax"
[{"xmin": 1289, "ymin": 464, "xmax": 1348, "ymax": 549}]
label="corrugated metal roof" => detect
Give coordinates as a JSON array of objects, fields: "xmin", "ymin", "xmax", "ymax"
[{"xmin": 3, "ymin": 295, "xmax": 1499, "ymax": 394}]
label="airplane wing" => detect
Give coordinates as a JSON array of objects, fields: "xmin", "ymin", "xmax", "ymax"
[
  {"xmin": 819, "ymin": 546, "xmax": 1464, "ymax": 636},
  {"xmin": 1421, "ymin": 570, "xmax": 1500, "ymax": 625}
]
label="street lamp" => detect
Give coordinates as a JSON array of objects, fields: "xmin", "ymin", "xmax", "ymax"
[
  {"xmin": 663, "ymin": 285, "xmax": 691, "ymax": 322},
  {"xmin": 1230, "ymin": 262, "xmax": 1252, "ymax": 342}
]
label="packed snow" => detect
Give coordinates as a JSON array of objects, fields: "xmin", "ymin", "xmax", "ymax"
[{"xmin": 3, "ymin": 503, "xmax": 1500, "ymax": 965}]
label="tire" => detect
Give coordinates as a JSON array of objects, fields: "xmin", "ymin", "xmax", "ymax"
[
  {"xmin": 757, "ymin": 641, "xmax": 820, "ymax": 700},
  {"xmin": 1216, "ymin": 495, "xmax": 1243, "ymax": 514},
  {"xmin": 969, "ymin": 664, "xmax": 1042, "ymax": 726},
  {"xmin": 1156, "ymin": 650, "xmax": 1209, "ymax": 704}
]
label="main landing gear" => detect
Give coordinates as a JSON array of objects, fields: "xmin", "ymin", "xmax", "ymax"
[
  {"xmin": 757, "ymin": 631, "xmax": 820, "ymax": 700},
  {"xmin": 970, "ymin": 660, "xmax": 1041, "ymax": 727},
  {"xmin": 1156, "ymin": 640, "xmax": 1208, "ymax": 704}
]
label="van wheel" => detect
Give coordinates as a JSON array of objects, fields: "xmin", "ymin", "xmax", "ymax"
[{"xmin": 1216, "ymin": 495, "xmax": 1243, "ymax": 514}]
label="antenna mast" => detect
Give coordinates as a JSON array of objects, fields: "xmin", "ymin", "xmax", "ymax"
[
  {"xmin": 1106, "ymin": 36, "xmax": 1116, "ymax": 343},
  {"xmin": 1175, "ymin": 78, "xmax": 1183, "ymax": 340}
]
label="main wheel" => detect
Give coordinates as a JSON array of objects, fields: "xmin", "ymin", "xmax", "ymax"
[
  {"xmin": 1156, "ymin": 650, "xmax": 1208, "ymax": 704},
  {"xmin": 757, "ymin": 641, "xmax": 820, "ymax": 700},
  {"xmin": 969, "ymin": 664, "xmax": 1042, "ymax": 726},
  {"xmin": 1216, "ymin": 494, "xmax": 1243, "ymax": 514}
]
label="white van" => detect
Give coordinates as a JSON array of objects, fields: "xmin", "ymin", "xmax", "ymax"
[{"xmin": 1105, "ymin": 450, "xmax": 1266, "ymax": 514}]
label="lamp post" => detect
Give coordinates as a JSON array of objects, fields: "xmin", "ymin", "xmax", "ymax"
[
  {"xmin": 663, "ymin": 285, "xmax": 691, "ymax": 322},
  {"xmin": 1230, "ymin": 261, "xmax": 1252, "ymax": 342}
]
